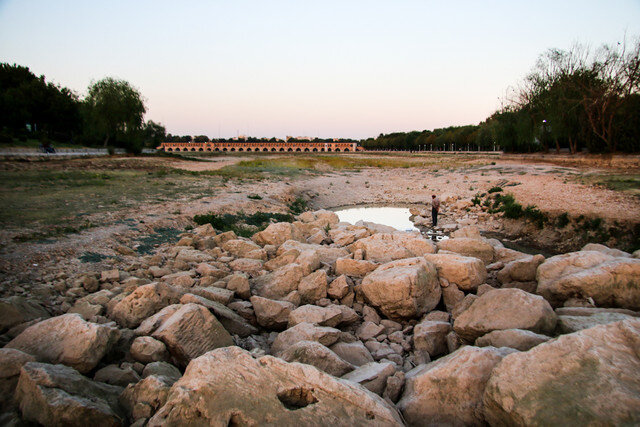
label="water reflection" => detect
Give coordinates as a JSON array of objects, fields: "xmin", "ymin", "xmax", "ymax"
[{"xmin": 334, "ymin": 207, "xmax": 417, "ymax": 232}]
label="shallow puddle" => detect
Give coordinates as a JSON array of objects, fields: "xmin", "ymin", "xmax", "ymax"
[{"xmin": 334, "ymin": 206, "xmax": 417, "ymax": 232}]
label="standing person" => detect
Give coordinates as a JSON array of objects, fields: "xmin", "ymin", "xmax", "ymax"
[{"xmin": 431, "ymin": 194, "xmax": 440, "ymax": 227}]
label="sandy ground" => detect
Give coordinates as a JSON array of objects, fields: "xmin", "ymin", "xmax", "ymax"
[{"xmin": 0, "ymin": 153, "xmax": 639, "ymax": 290}]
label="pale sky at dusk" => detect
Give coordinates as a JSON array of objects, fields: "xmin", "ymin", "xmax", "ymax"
[{"xmin": 1, "ymin": 0, "xmax": 639, "ymax": 139}]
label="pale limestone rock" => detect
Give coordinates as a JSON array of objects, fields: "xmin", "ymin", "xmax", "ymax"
[
  {"xmin": 195, "ymin": 263, "xmax": 227, "ymax": 279},
  {"xmin": 213, "ymin": 230, "xmax": 237, "ymax": 247},
  {"xmin": 297, "ymin": 269, "xmax": 327, "ymax": 303},
  {"xmin": 148, "ymin": 346, "xmax": 402, "ymax": 426},
  {"xmin": 356, "ymin": 321, "xmax": 385, "ymax": 341},
  {"xmin": 397, "ymin": 346, "xmax": 515, "ymax": 426},
  {"xmin": 329, "ymin": 226, "xmax": 370, "ymax": 247},
  {"xmin": 450, "ymin": 225, "xmax": 482, "ymax": 239},
  {"xmin": 342, "ymin": 361, "xmax": 396, "ymax": 396},
  {"xmin": 330, "ymin": 341, "xmax": 375, "ymax": 366},
  {"xmin": 193, "ymin": 223, "xmax": 216, "ymax": 237},
  {"xmin": 442, "ymin": 282, "xmax": 465, "ymax": 313},
  {"xmin": 119, "ymin": 374, "xmax": 175, "ymax": 422},
  {"xmin": 493, "ymin": 246, "xmax": 531, "ymax": 263},
  {"xmin": 251, "ymin": 296, "xmax": 295, "ymax": 330},
  {"xmin": 484, "ymin": 319, "xmax": 640, "ymax": 426},
  {"xmin": 151, "ymin": 303, "xmax": 233, "ymax": 368},
  {"xmin": 413, "ymin": 320, "xmax": 452, "ymax": 358},
  {"xmin": 180, "ymin": 293, "xmax": 257, "ymax": 337},
  {"xmin": 226, "ymin": 274, "xmax": 251, "ymax": 299},
  {"xmin": 93, "ymin": 364, "xmax": 140, "ymax": 387},
  {"xmin": 277, "ymin": 240, "xmax": 349, "ymax": 266},
  {"xmin": 437, "ymin": 237, "xmax": 494, "ymax": 264},
  {"xmin": 111, "ymin": 282, "xmax": 183, "ymax": 328},
  {"xmin": 288, "ymin": 304, "xmax": 342, "ymax": 328},
  {"xmin": 557, "ymin": 312, "xmax": 634, "ymax": 334},
  {"xmin": 271, "ymin": 322, "xmax": 341, "ymax": 355},
  {"xmin": 295, "ymin": 249, "xmax": 321, "ymax": 276},
  {"xmin": 252, "ymin": 222, "xmax": 304, "ymax": 246},
  {"xmin": 351, "ymin": 233, "xmax": 436, "ymax": 263},
  {"xmin": 188, "ymin": 286, "xmax": 234, "ymax": 305},
  {"xmin": 335, "ymin": 257, "xmax": 378, "ymax": 277},
  {"xmin": 130, "ymin": 336, "xmax": 170, "ymax": 363},
  {"xmin": 135, "ymin": 304, "xmax": 182, "ymax": 336},
  {"xmin": 582, "ymin": 243, "xmax": 631, "ymax": 258},
  {"xmin": 361, "ymin": 257, "xmax": 441, "ymax": 319},
  {"xmin": 497, "ymin": 254, "xmax": 545, "ymax": 284},
  {"xmin": 229, "ymin": 257, "xmax": 264, "ymax": 274},
  {"xmin": 536, "ymin": 251, "xmax": 640, "ymax": 310},
  {"xmin": 327, "ymin": 275, "xmax": 350, "ymax": 299},
  {"xmin": 453, "ymin": 288, "xmax": 557, "ymax": 342},
  {"xmin": 16, "ymin": 362, "xmax": 124, "ymax": 426},
  {"xmin": 281, "ymin": 340, "xmax": 355, "ymax": 377},
  {"xmin": 0, "ymin": 296, "xmax": 49, "ymax": 332},
  {"xmin": 251, "ymin": 263, "xmax": 304, "ymax": 300},
  {"xmin": 424, "ymin": 253, "xmax": 487, "ymax": 291},
  {"xmin": 7, "ymin": 314, "xmax": 119, "ymax": 374},
  {"xmin": 475, "ymin": 328, "xmax": 551, "ymax": 351},
  {"xmin": 222, "ymin": 239, "xmax": 262, "ymax": 258},
  {"xmin": 142, "ymin": 361, "xmax": 181, "ymax": 382},
  {"xmin": 264, "ymin": 248, "xmax": 300, "ymax": 271},
  {"xmin": 0, "ymin": 348, "xmax": 35, "ymax": 409},
  {"xmin": 175, "ymin": 248, "xmax": 213, "ymax": 263}
]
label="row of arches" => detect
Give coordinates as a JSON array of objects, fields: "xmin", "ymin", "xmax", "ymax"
[{"xmin": 165, "ymin": 147, "xmax": 350, "ymax": 152}]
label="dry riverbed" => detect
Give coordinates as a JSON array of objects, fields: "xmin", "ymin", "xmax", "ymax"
[{"xmin": 1, "ymin": 152, "xmax": 639, "ymax": 292}]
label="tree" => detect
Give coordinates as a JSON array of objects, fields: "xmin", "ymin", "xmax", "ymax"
[
  {"xmin": 84, "ymin": 77, "xmax": 146, "ymax": 150},
  {"xmin": 142, "ymin": 120, "xmax": 166, "ymax": 148}
]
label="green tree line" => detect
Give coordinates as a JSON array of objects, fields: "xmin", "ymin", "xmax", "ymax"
[
  {"xmin": 0, "ymin": 64, "xmax": 166, "ymax": 153},
  {"xmin": 363, "ymin": 38, "xmax": 640, "ymax": 153}
]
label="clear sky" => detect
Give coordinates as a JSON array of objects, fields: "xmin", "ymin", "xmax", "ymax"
[{"xmin": 1, "ymin": 0, "xmax": 639, "ymax": 139}]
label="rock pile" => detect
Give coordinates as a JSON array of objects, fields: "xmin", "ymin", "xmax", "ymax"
[{"xmin": 0, "ymin": 210, "xmax": 639, "ymax": 425}]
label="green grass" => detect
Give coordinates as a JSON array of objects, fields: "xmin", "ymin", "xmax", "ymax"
[
  {"xmin": 135, "ymin": 227, "xmax": 183, "ymax": 254},
  {"xmin": 0, "ymin": 168, "xmax": 222, "ymax": 238}
]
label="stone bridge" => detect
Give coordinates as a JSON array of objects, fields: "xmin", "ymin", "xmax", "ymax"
[{"xmin": 157, "ymin": 141, "xmax": 363, "ymax": 153}]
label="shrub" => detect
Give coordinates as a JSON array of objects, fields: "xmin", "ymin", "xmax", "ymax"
[
  {"xmin": 488, "ymin": 186, "xmax": 503, "ymax": 193},
  {"xmin": 523, "ymin": 205, "xmax": 546, "ymax": 228},
  {"xmin": 288, "ymin": 197, "xmax": 308, "ymax": 215},
  {"xmin": 471, "ymin": 194, "xmax": 482, "ymax": 205},
  {"xmin": 193, "ymin": 211, "xmax": 294, "ymax": 237},
  {"xmin": 556, "ymin": 212, "xmax": 570, "ymax": 228},
  {"xmin": 248, "ymin": 194, "xmax": 262, "ymax": 200}
]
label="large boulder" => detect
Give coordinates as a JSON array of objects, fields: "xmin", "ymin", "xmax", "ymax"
[
  {"xmin": 484, "ymin": 319, "xmax": 640, "ymax": 426},
  {"xmin": 423, "ymin": 253, "xmax": 487, "ymax": 291},
  {"xmin": 342, "ymin": 362, "xmax": 397, "ymax": 396},
  {"xmin": 397, "ymin": 346, "xmax": 515, "ymax": 426},
  {"xmin": 6, "ymin": 314, "xmax": 119, "ymax": 374},
  {"xmin": 281, "ymin": 340, "xmax": 355, "ymax": 377},
  {"xmin": 253, "ymin": 222, "xmax": 304, "ymax": 246},
  {"xmin": 271, "ymin": 322, "xmax": 341, "ymax": 356},
  {"xmin": 16, "ymin": 362, "xmax": 124, "ymax": 426},
  {"xmin": 0, "ymin": 348, "xmax": 35, "ymax": 409},
  {"xmin": 361, "ymin": 257, "xmax": 441, "ymax": 319},
  {"xmin": 222, "ymin": 239, "xmax": 262, "ymax": 258},
  {"xmin": 413, "ymin": 320, "xmax": 452, "ymax": 358},
  {"xmin": 151, "ymin": 303, "xmax": 234, "ymax": 368},
  {"xmin": 119, "ymin": 374, "xmax": 177, "ymax": 422},
  {"xmin": 335, "ymin": 258, "xmax": 378, "ymax": 278},
  {"xmin": 475, "ymin": 329, "xmax": 551, "ymax": 351},
  {"xmin": 111, "ymin": 282, "xmax": 183, "ymax": 328},
  {"xmin": 437, "ymin": 238, "xmax": 495, "ymax": 264},
  {"xmin": 148, "ymin": 346, "xmax": 403, "ymax": 426},
  {"xmin": 536, "ymin": 251, "xmax": 640, "ymax": 310},
  {"xmin": 179, "ymin": 293, "xmax": 258, "ymax": 336},
  {"xmin": 251, "ymin": 296, "xmax": 295, "ymax": 330},
  {"xmin": 277, "ymin": 240, "xmax": 349, "ymax": 266},
  {"xmin": 251, "ymin": 263, "xmax": 304, "ymax": 300},
  {"xmin": 453, "ymin": 288, "xmax": 557, "ymax": 342},
  {"xmin": 497, "ymin": 254, "xmax": 545, "ymax": 284},
  {"xmin": 329, "ymin": 226, "xmax": 370, "ymax": 247},
  {"xmin": 0, "ymin": 296, "xmax": 49, "ymax": 333},
  {"xmin": 350, "ymin": 233, "xmax": 436, "ymax": 263},
  {"xmin": 288, "ymin": 305, "xmax": 342, "ymax": 328},
  {"xmin": 330, "ymin": 341, "xmax": 375, "ymax": 367},
  {"xmin": 557, "ymin": 312, "xmax": 634, "ymax": 334},
  {"xmin": 297, "ymin": 270, "xmax": 328, "ymax": 303}
]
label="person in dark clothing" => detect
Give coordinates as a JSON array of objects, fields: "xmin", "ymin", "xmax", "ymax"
[{"xmin": 431, "ymin": 194, "xmax": 440, "ymax": 227}]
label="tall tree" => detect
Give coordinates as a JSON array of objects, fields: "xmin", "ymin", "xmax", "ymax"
[{"xmin": 84, "ymin": 77, "xmax": 146, "ymax": 148}]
